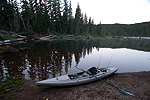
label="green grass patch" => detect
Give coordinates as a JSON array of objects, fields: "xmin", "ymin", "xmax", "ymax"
[
  {"xmin": 1, "ymin": 31, "xmax": 7, "ymax": 34},
  {"xmin": 66, "ymin": 36, "xmax": 74, "ymax": 39},
  {"xmin": 0, "ymin": 77, "xmax": 24, "ymax": 100},
  {"xmin": 92, "ymin": 35, "xmax": 103, "ymax": 38},
  {"xmin": 55, "ymin": 34, "xmax": 66, "ymax": 37},
  {"xmin": 20, "ymin": 30, "xmax": 34, "ymax": 36},
  {"xmin": 0, "ymin": 47, "xmax": 7, "ymax": 51},
  {"xmin": 2, "ymin": 36, "xmax": 18, "ymax": 40}
]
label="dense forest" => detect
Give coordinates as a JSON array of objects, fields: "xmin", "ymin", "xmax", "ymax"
[
  {"xmin": 0, "ymin": 0, "xmax": 150, "ymax": 37},
  {"xmin": 101, "ymin": 22, "xmax": 150, "ymax": 37}
]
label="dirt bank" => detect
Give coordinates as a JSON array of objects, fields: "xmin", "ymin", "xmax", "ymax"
[{"xmin": 15, "ymin": 71, "xmax": 150, "ymax": 100}]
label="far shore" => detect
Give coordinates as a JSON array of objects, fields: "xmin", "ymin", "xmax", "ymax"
[{"xmin": 16, "ymin": 71, "xmax": 150, "ymax": 100}]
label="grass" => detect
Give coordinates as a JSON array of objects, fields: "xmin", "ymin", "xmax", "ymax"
[
  {"xmin": 2, "ymin": 36, "xmax": 18, "ymax": 40},
  {"xmin": 0, "ymin": 47, "xmax": 7, "ymax": 51},
  {"xmin": 55, "ymin": 34, "xmax": 66, "ymax": 37},
  {"xmin": 65, "ymin": 35, "xmax": 74, "ymax": 39},
  {"xmin": 1, "ymin": 31, "xmax": 7, "ymax": 34},
  {"xmin": 20, "ymin": 30, "xmax": 34, "ymax": 36},
  {"xmin": 0, "ymin": 77, "xmax": 24, "ymax": 100}
]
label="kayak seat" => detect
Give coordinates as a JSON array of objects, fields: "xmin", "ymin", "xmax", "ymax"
[{"xmin": 88, "ymin": 67, "xmax": 98, "ymax": 75}]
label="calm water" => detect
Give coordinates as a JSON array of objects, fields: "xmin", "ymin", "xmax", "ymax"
[{"xmin": 0, "ymin": 38, "xmax": 150, "ymax": 81}]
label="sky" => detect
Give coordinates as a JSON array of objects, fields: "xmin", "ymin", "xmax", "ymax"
[{"xmin": 71, "ymin": 0, "xmax": 150, "ymax": 24}]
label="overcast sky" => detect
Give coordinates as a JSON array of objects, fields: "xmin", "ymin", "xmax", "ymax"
[{"xmin": 71, "ymin": 0, "xmax": 150, "ymax": 24}]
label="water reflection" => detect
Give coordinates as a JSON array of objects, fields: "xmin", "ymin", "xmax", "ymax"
[{"xmin": 0, "ymin": 38, "xmax": 150, "ymax": 81}]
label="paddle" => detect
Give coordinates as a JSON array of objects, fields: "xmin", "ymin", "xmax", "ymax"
[{"xmin": 75, "ymin": 65, "xmax": 135, "ymax": 97}]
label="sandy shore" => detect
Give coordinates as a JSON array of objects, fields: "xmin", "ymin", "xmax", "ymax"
[{"xmin": 15, "ymin": 71, "xmax": 150, "ymax": 100}]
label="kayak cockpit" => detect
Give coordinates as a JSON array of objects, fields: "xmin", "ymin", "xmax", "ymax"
[
  {"xmin": 68, "ymin": 72, "xmax": 89, "ymax": 80},
  {"xmin": 68, "ymin": 67, "xmax": 108, "ymax": 80}
]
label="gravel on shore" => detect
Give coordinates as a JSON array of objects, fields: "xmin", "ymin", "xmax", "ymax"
[{"xmin": 15, "ymin": 71, "xmax": 150, "ymax": 100}]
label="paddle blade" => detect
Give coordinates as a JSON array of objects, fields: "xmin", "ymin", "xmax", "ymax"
[{"xmin": 119, "ymin": 88, "xmax": 135, "ymax": 97}]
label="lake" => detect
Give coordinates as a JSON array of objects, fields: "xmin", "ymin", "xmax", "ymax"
[{"xmin": 0, "ymin": 38, "xmax": 150, "ymax": 81}]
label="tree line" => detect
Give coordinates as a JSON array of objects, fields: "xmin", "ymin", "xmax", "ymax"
[
  {"xmin": 0, "ymin": 0, "xmax": 150, "ymax": 37},
  {"xmin": 0, "ymin": 0, "xmax": 98, "ymax": 35},
  {"xmin": 101, "ymin": 22, "xmax": 150, "ymax": 37}
]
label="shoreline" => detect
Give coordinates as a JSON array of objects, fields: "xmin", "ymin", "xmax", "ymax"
[{"xmin": 16, "ymin": 71, "xmax": 150, "ymax": 100}]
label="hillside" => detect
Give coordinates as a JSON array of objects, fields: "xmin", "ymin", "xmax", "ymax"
[{"xmin": 100, "ymin": 21, "xmax": 150, "ymax": 37}]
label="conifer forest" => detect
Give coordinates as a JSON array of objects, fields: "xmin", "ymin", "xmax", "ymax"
[{"xmin": 0, "ymin": 0, "xmax": 150, "ymax": 37}]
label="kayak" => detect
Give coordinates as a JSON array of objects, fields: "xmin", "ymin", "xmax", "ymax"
[{"xmin": 36, "ymin": 67, "xmax": 118, "ymax": 88}]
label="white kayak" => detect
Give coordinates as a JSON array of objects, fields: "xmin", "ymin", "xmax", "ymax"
[{"xmin": 36, "ymin": 67, "xmax": 118, "ymax": 88}]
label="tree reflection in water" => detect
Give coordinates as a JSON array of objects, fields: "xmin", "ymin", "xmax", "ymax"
[{"xmin": 0, "ymin": 38, "xmax": 150, "ymax": 81}]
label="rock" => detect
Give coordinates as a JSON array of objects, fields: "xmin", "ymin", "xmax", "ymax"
[
  {"xmin": 0, "ymin": 46, "xmax": 28, "ymax": 54},
  {"xmin": 20, "ymin": 47, "xmax": 28, "ymax": 51},
  {"xmin": 27, "ymin": 34, "xmax": 42, "ymax": 42},
  {"xmin": 5, "ymin": 46, "xmax": 20, "ymax": 53},
  {"xmin": 53, "ymin": 36, "xmax": 58, "ymax": 39},
  {"xmin": 87, "ymin": 36, "xmax": 90, "ymax": 39},
  {"xmin": 34, "ymin": 37, "xmax": 40, "ymax": 40}
]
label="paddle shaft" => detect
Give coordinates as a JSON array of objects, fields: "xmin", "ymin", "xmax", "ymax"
[
  {"xmin": 75, "ymin": 66, "xmax": 135, "ymax": 97},
  {"xmin": 94, "ymin": 75, "xmax": 135, "ymax": 97}
]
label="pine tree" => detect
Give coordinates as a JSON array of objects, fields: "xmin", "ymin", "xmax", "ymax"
[
  {"xmin": 68, "ymin": 0, "xmax": 73, "ymax": 34},
  {"xmin": 79, "ymin": 13, "xmax": 84, "ymax": 35},
  {"xmin": 62, "ymin": 0, "xmax": 69, "ymax": 34},
  {"xmin": 13, "ymin": 0, "xmax": 20, "ymax": 32},
  {"xmin": 0, "ymin": 0, "xmax": 8, "ymax": 29},
  {"xmin": 88, "ymin": 17, "xmax": 92, "ymax": 34},
  {"xmin": 21, "ymin": 0, "xmax": 32, "ymax": 32},
  {"xmin": 0, "ymin": 0, "xmax": 14, "ymax": 30},
  {"xmin": 47, "ymin": 0, "xmax": 62, "ymax": 34},
  {"xmin": 74, "ymin": 3, "xmax": 81, "ymax": 35},
  {"xmin": 91, "ymin": 19, "xmax": 94, "ymax": 35},
  {"xmin": 55, "ymin": 0, "xmax": 62, "ymax": 34},
  {"xmin": 97, "ymin": 22, "xmax": 102, "ymax": 36},
  {"xmin": 83, "ymin": 13, "xmax": 88, "ymax": 34}
]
